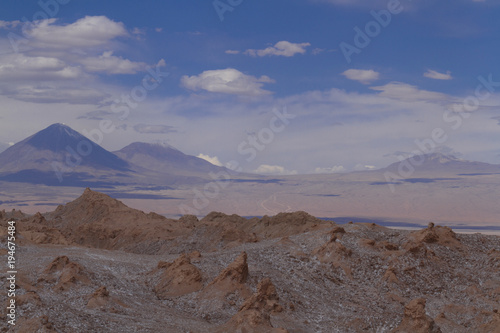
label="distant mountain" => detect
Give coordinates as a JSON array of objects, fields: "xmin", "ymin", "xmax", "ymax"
[
  {"xmin": 114, "ymin": 142, "xmax": 227, "ymax": 176},
  {"xmin": 0, "ymin": 142, "xmax": 9, "ymax": 154},
  {"xmin": 381, "ymin": 152, "xmax": 500, "ymax": 175},
  {"xmin": 0, "ymin": 123, "xmax": 132, "ymax": 186},
  {"xmin": 0, "ymin": 124, "xmax": 231, "ymax": 188}
]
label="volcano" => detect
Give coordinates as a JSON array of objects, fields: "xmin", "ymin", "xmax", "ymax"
[
  {"xmin": 114, "ymin": 142, "xmax": 226, "ymax": 176},
  {"xmin": 380, "ymin": 152, "xmax": 500, "ymax": 175},
  {"xmin": 0, "ymin": 124, "xmax": 232, "ymax": 187},
  {"xmin": 0, "ymin": 123, "xmax": 131, "ymax": 186}
]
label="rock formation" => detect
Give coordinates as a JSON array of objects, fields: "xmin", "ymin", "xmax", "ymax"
[
  {"xmin": 153, "ymin": 253, "xmax": 203, "ymax": 299},
  {"xmin": 392, "ymin": 298, "xmax": 441, "ymax": 333}
]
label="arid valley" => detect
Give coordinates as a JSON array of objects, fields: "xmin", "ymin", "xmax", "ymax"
[{"xmin": 0, "ymin": 124, "xmax": 499, "ymax": 332}]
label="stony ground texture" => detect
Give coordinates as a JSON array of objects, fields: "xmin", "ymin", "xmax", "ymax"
[{"xmin": 0, "ymin": 189, "xmax": 499, "ymax": 332}]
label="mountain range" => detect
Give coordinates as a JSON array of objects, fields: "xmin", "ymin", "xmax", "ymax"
[
  {"xmin": 0, "ymin": 123, "xmax": 228, "ymax": 187},
  {"xmin": 1, "ymin": 124, "xmax": 500, "ymax": 226}
]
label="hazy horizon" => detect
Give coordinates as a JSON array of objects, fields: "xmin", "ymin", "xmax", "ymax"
[{"xmin": 1, "ymin": 1, "xmax": 500, "ymax": 176}]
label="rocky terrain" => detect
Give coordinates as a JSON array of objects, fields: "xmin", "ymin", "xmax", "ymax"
[{"xmin": 0, "ymin": 189, "xmax": 499, "ymax": 332}]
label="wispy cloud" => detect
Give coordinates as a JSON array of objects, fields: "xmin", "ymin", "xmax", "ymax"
[
  {"xmin": 133, "ymin": 124, "xmax": 177, "ymax": 134},
  {"xmin": 243, "ymin": 41, "xmax": 311, "ymax": 57},
  {"xmin": 342, "ymin": 69, "xmax": 380, "ymax": 84},
  {"xmin": 254, "ymin": 164, "xmax": 297, "ymax": 175},
  {"xmin": 370, "ymin": 82, "xmax": 450, "ymax": 102},
  {"xmin": 78, "ymin": 51, "xmax": 147, "ymax": 74},
  {"xmin": 181, "ymin": 68, "xmax": 275, "ymax": 96},
  {"xmin": 314, "ymin": 166, "xmax": 345, "ymax": 174},
  {"xmin": 197, "ymin": 154, "xmax": 223, "ymax": 166},
  {"xmin": 0, "ymin": 16, "xmax": 151, "ymax": 104},
  {"xmin": 423, "ymin": 69, "xmax": 453, "ymax": 80}
]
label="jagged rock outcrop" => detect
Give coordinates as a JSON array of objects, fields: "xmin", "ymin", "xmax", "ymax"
[
  {"xmin": 313, "ymin": 232, "xmax": 353, "ymax": 278},
  {"xmin": 204, "ymin": 251, "xmax": 249, "ymax": 295},
  {"xmin": 87, "ymin": 286, "xmax": 110, "ymax": 309},
  {"xmin": 39, "ymin": 256, "xmax": 90, "ymax": 291},
  {"xmin": 153, "ymin": 254, "xmax": 203, "ymax": 299},
  {"xmin": 215, "ymin": 278, "xmax": 288, "ymax": 333},
  {"xmin": 392, "ymin": 298, "xmax": 442, "ymax": 333},
  {"xmin": 86, "ymin": 286, "xmax": 127, "ymax": 312},
  {"xmin": 406, "ymin": 222, "xmax": 461, "ymax": 249}
]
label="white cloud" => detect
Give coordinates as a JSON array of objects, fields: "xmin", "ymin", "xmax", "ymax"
[
  {"xmin": 342, "ymin": 69, "xmax": 380, "ymax": 84},
  {"xmin": 244, "ymin": 41, "xmax": 311, "ymax": 57},
  {"xmin": 27, "ymin": 16, "xmax": 128, "ymax": 48},
  {"xmin": 133, "ymin": 124, "xmax": 177, "ymax": 134},
  {"xmin": 314, "ymin": 166, "xmax": 346, "ymax": 174},
  {"xmin": 354, "ymin": 164, "xmax": 377, "ymax": 171},
  {"xmin": 0, "ymin": 54, "xmax": 84, "ymax": 81},
  {"xmin": 254, "ymin": 164, "xmax": 298, "ymax": 175},
  {"xmin": 0, "ymin": 16, "xmax": 153, "ymax": 104},
  {"xmin": 181, "ymin": 68, "xmax": 275, "ymax": 96},
  {"xmin": 370, "ymin": 82, "xmax": 450, "ymax": 102},
  {"xmin": 0, "ymin": 20, "xmax": 21, "ymax": 29},
  {"xmin": 2, "ymin": 85, "xmax": 109, "ymax": 104},
  {"xmin": 197, "ymin": 154, "xmax": 223, "ymax": 166},
  {"xmin": 78, "ymin": 51, "xmax": 146, "ymax": 74},
  {"xmin": 312, "ymin": 48, "xmax": 325, "ymax": 55},
  {"xmin": 225, "ymin": 50, "xmax": 240, "ymax": 55},
  {"xmin": 423, "ymin": 69, "xmax": 453, "ymax": 80},
  {"xmin": 132, "ymin": 27, "xmax": 146, "ymax": 36}
]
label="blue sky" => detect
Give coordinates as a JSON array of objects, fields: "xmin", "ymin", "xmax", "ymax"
[{"xmin": 1, "ymin": 0, "xmax": 500, "ymax": 174}]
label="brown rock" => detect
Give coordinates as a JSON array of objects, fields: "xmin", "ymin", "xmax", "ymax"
[
  {"xmin": 314, "ymin": 237, "xmax": 352, "ymax": 263},
  {"xmin": 360, "ymin": 238, "xmax": 376, "ymax": 247},
  {"xmin": 392, "ymin": 298, "xmax": 441, "ymax": 333},
  {"xmin": 87, "ymin": 286, "xmax": 110, "ymax": 309},
  {"xmin": 477, "ymin": 309, "xmax": 500, "ymax": 333},
  {"xmin": 86, "ymin": 286, "xmax": 128, "ymax": 311},
  {"xmin": 16, "ymin": 291, "xmax": 43, "ymax": 307},
  {"xmin": 407, "ymin": 224, "xmax": 461, "ymax": 248},
  {"xmin": 209, "ymin": 251, "xmax": 249, "ymax": 285},
  {"xmin": 32, "ymin": 212, "xmax": 46, "ymax": 223},
  {"xmin": 383, "ymin": 266, "xmax": 400, "ymax": 284},
  {"xmin": 15, "ymin": 315, "xmax": 57, "ymax": 333},
  {"xmin": 215, "ymin": 278, "xmax": 288, "ymax": 333},
  {"xmin": 199, "ymin": 251, "xmax": 252, "ymax": 304},
  {"xmin": 39, "ymin": 256, "xmax": 90, "ymax": 291},
  {"xmin": 153, "ymin": 253, "xmax": 203, "ymax": 299},
  {"xmin": 380, "ymin": 241, "xmax": 399, "ymax": 251}
]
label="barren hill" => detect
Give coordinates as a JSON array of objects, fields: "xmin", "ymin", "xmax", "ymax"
[
  {"xmin": 0, "ymin": 189, "xmax": 498, "ymax": 332},
  {"xmin": 114, "ymin": 142, "xmax": 227, "ymax": 176}
]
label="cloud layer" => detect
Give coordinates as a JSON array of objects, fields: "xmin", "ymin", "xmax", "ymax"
[
  {"xmin": 0, "ymin": 16, "xmax": 149, "ymax": 104},
  {"xmin": 243, "ymin": 41, "xmax": 311, "ymax": 57},
  {"xmin": 181, "ymin": 68, "xmax": 275, "ymax": 96},
  {"xmin": 342, "ymin": 69, "xmax": 380, "ymax": 84},
  {"xmin": 423, "ymin": 70, "xmax": 453, "ymax": 80}
]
